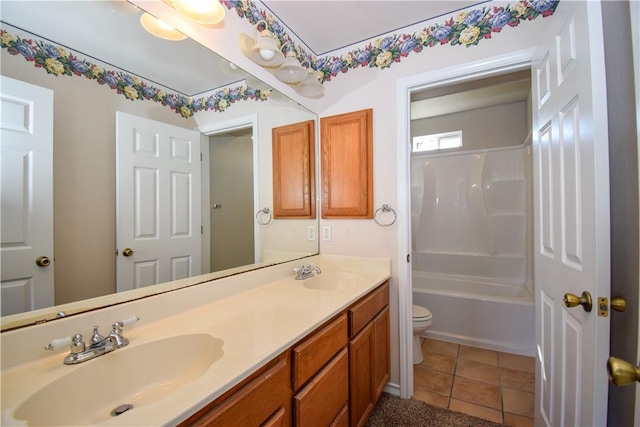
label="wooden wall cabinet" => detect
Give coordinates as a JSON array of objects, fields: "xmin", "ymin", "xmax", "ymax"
[
  {"xmin": 320, "ymin": 109, "xmax": 373, "ymax": 219},
  {"xmin": 272, "ymin": 120, "xmax": 316, "ymax": 219}
]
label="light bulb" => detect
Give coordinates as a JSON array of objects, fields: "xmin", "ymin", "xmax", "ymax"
[{"xmin": 259, "ymin": 49, "xmax": 275, "ymax": 61}]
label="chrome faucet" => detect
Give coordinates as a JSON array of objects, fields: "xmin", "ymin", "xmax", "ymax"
[
  {"xmin": 293, "ymin": 264, "xmax": 322, "ymax": 280},
  {"xmin": 45, "ymin": 316, "xmax": 139, "ymax": 365}
]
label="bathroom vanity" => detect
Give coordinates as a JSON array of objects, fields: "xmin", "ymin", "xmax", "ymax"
[{"xmin": 0, "ymin": 255, "xmax": 390, "ymax": 426}]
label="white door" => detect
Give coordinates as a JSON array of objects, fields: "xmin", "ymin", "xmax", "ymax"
[
  {"xmin": 533, "ymin": 1, "xmax": 610, "ymax": 425},
  {"xmin": 0, "ymin": 76, "xmax": 55, "ymax": 315},
  {"xmin": 116, "ymin": 112, "xmax": 201, "ymax": 292}
]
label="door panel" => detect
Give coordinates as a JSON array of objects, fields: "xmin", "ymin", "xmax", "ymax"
[
  {"xmin": 116, "ymin": 112, "xmax": 201, "ymax": 291},
  {"xmin": 0, "ymin": 76, "xmax": 54, "ymax": 315},
  {"xmin": 532, "ymin": 1, "xmax": 610, "ymax": 425}
]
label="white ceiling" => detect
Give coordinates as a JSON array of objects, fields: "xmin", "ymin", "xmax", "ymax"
[{"xmin": 261, "ymin": 1, "xmax": 485, "ymax": 55}]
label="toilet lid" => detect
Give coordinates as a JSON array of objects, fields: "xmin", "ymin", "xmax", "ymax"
[{"xmin": 412, "ymin": 304, "xmax": 432, "ymax": 320}]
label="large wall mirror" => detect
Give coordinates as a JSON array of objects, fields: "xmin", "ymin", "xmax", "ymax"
[{"xmin": 0, "ymin": 1, "xmax": 319, "ymax": 330}]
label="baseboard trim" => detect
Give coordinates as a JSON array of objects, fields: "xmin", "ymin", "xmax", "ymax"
[{"xmin": 383, "ymin": 382, "xmax": 401, "ymax": 396}]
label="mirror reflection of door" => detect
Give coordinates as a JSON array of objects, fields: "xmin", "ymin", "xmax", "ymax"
[
  {"xmin": 0, "ymin": 76, "xmax": 55, "ymax": 315},
  {"xmin": 115, "ymin": 112, "xmax": 202, "ymax": 292},
  {"xmin": 207, "ymin": 129, "xmax": 255, "ymax": 272}
]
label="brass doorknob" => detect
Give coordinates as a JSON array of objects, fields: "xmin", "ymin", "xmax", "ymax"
[
  {"xmin": 122, "ymin": 248, "xmax": 134, "ymax": 257},
  {"xmin": 607, "ymin": 357, "xmax": 640, "ymax": 386},
  {"xmin": 563, "ymin": 291, "xmax": 592, "ymax": 312},
  {"xmin": 611, "ymin": 297, "xmax": 627, "ymax": 312},
  {"xmin": 35, "ymin": 256, "xmax": 51, "ymax": 267}
]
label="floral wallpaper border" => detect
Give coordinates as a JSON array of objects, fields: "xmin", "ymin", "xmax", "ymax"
[
  {"xmin": 1, "ymin": 0, "xmax": 559, "ymax": 117},
  {"xmin": 222, "ymin": 0, "xmax": 559, "ymax": 84},
  {"xmin": 0, "ymin": 29, "xmax": 271, "ymax": 118}
]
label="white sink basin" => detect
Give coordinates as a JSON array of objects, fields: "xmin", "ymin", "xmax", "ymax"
[
  {"xmin": 13, "ymin": 334, "xmax": 223, "ymax": 426},
  {"xmin": 303, "ymin": 272, "xmax": 364, "ymax": 290}
]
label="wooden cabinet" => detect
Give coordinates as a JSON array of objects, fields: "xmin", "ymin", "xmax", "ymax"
[
  {"xmin": 320, "ymin": 109, "xmax": 373, "ymax": 219},
  {"xmin": 181, "ymin": 281, "xmax": 389, "ymax": 427},
  {"xmin": 348, "ymin": 282, "xmax": 390, "ymax": 427},
  {"xmin": 372, "ymin": 307, "xmax": 390, "ymax": 402},
  {"xmin": 272, "ymin": 120, "xmax": 316, "ymax": 219},
  {"xmin": 180, "ymin": 351, "xmax": 292, "ymax": 426}
]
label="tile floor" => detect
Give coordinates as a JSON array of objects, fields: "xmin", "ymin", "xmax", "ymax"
[{"xmin": 413, "ymin": 337, "xmax": 535, "ymax": 426}]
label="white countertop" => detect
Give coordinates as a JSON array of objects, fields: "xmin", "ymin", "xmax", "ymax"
[{"xmin": 1, "ymin": 255, "xmax": 390, "ymax": 426}]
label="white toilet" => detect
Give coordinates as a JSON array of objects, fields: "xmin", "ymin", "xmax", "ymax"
[{"xmin": 412, "ymin": 304, "xmax": 433, "ymax": 365}]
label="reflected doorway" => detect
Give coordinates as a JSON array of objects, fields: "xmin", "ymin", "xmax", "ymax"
[{"xmin": 202, "ymin": 125, "xmax": 258, "ymax": 273}]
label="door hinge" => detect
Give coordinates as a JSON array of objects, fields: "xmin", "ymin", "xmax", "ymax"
[
  {"xmin": 200, "ymin": 152, "xmax": 203, "ymax": 161},
  {"xmin": 201, "ymin": 225, "xmax": 203, "ymax": 234},
  {"xmin": 407, "ymin": 254, "xmax": 410, "ymax": 263}
]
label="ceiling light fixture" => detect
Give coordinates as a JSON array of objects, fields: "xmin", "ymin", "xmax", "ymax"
[
  {"xmin": 274, "ymin": 46, "xmax": 307, "ymax": 84},
  {"xmin": 139, "ymin": 12, "xmax": 187, "ymax": 41},
  {"xmin": 239, "ymin": 20, "xmax": 285, "ymax": 67},
  {"xmin": 295, "ymin": 68, "xmax": 325, "ymax": 99},
  {"xmin": 172, "ymin": 0, "xmax": 225, "ymax": 25}
]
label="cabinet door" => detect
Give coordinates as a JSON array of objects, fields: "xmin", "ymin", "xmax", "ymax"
[
  {"xmin": 320, "ymin": 109, "xmax": 373, "ymax": 218},
  {"xmin": 272, "ymin": 120, "xmax": 316, "ymax": 218},
  {"xmin": 349, "ymin": 321, "xmax": 374, "ymax": 427},
  {"xmin": 372, "ymin": 306, "xmax": 390, "ymax": 401}
]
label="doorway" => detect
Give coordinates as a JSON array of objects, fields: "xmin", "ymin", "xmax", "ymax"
[
  {"xmin": 207, "ymin": 128, "xmax": 255, "ymax": 272},
  {"xmin": 200, "ymin": 115, "xmax": 260, "ymax": 274},
  {"xmin": 396, "ymin": 51, "xmax": 536, "ymax": 400}
]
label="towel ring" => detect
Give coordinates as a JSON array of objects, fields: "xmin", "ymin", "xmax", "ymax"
[
  {"xmin": 256, "ymin": 207, "xmax": 273, "ymax": 225},
  {"xmin": 374, "ymin": 204, "xmax": 397, "ymax": 226}
]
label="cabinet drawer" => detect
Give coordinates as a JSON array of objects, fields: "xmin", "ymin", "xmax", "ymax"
[
  {"xmin": 182, "ymin": 352, "xmax": 291, "ymax": 426},
  {"xmin": 292, "ymin": 314, "xmax": 348, "ymax": 390},
  {"xmin": 294, "ymin": 348, "xmax": 349, "ymax": 426},
  {"xmin": 348, "ymin": 281, "xmax": 389, "ymax": 337}
]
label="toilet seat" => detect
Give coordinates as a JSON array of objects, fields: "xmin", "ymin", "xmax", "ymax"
[{"xmin": 412, "ymin": 304, "xmax": 432, "ymax": 322}]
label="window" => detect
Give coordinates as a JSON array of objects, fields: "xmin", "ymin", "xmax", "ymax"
[{"xmin": 412, "ymin": 130, "xmax": 462, "ymax": 153}]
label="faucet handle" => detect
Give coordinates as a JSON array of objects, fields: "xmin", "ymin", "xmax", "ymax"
[
  {"xmin": 120, "ymin": 316, "xmax": 140, "ymax": 327},
  {"xmin": 45, "ymin": 336, "xmax": 72, "ymax": 351}
]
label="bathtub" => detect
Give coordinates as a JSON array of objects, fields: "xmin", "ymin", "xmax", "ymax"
[{"xmin": 412, "ymin": 271, "xmax": 535, "ymax": 356}]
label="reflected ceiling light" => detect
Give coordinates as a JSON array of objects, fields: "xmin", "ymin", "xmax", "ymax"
[
  {"xmin": 239, "ymin": 20, "xmax": 285, "ymax": 67},
  {"xmin": 140, "ymin": 12, "xmax": 187, "ymax": 41},
  {"xmin": 295, "ymin": 69, "xmax": 325, "ymax": 99},
  {"xmin": 275, "ymin": 50, "xmax": 307, "ymax": 84},
  {"xmin": 172, "ymin": 0, "xmax": 225, "ymax": 25}
]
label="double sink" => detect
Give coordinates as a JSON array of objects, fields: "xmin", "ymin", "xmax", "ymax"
[{"xmin": 4, "ymin": 267, "xmax": 376, "ymax": 426}]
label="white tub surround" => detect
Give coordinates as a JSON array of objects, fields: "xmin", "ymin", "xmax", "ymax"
[
  {"xmin": 1, "ymin": 255, "xmax": 390, "ymax": 426},
  {"xmin": 411, "ymin": 143, "xmax": 533, "ymax": 291}
]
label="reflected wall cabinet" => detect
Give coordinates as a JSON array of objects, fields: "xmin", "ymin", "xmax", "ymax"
[
  {"xmin": 272, "ymin": 120, "xmax": 316, "ymax": 219},
  {"xmin": 320, "ymin": 109, "xmax": 373, "ymax": 219}
]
